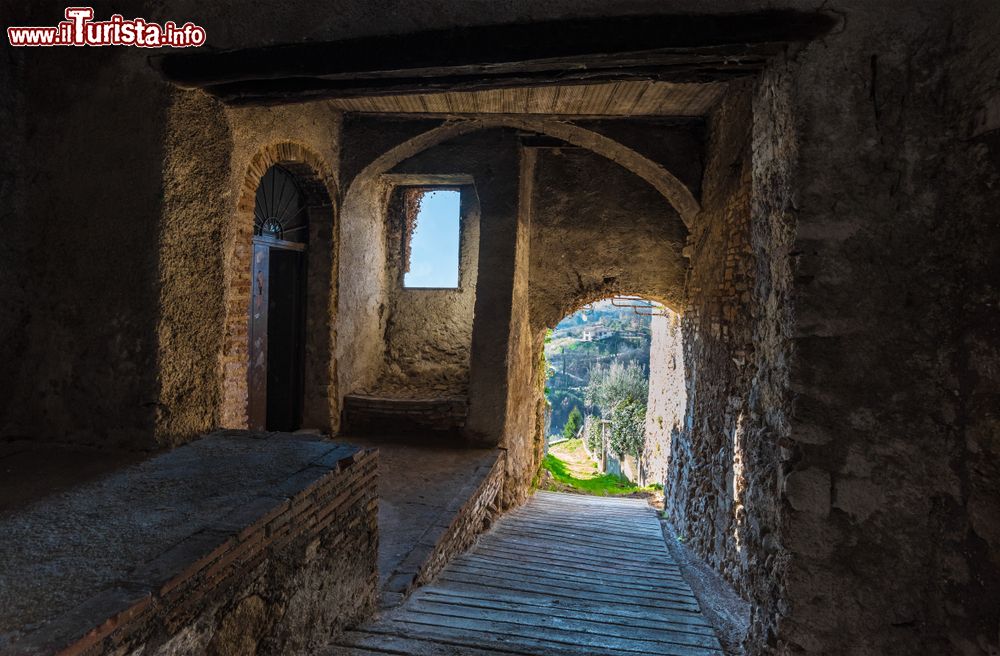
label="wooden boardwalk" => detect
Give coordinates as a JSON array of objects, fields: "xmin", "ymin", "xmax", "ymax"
[{"xmin": 326, "ymin": 490, "xmax": 723, "ymax": 656}]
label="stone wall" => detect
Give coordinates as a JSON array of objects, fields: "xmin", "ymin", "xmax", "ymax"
[
  {"xmin": 666, "ymin": 81, "xmax": 759, "ymax": 606},
  {"xmin": 643, "ymin": 310, "xmax": 685, "ymax": 486},
  {"xmin": 342, "ymin": 395, "xmax": 467, "ymax": 435},
  {"xmin": 416, "ymin": 451, "xmax": 506, "ymax": 585},
  {"xmin": 666, "ymin": 4, "xmax": 1000, "ymax": 654},
  {"xmin": 762, "ymin": 3, "xmax": 1000, "ymax": 654},
  {"xmin": 125, "ymin": 449, "xmax": 377, "ymax": 656},
  {"xmin": 745, "ymin": 64, "xmax": 798, "ymax": 654},
  {"xmin": 160, "ymin": 95, "xmax": 341, "ymax": 442},
  {"xmin": 944, "ymin": 2, "xmax": 1000, "ymax": 653}
]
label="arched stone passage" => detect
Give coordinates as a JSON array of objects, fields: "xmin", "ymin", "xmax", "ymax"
[
  {"xmin": 336, "ymin": 118, "xmax": 696, "ymax": 411},
  {"xmin": 336, "ymin": 119, "xmax": 694, "ymax": 508},
  {"xmin": 538, "ymin": 294, "xmax": 684, "ymax": 487},
  {"xmin": 219, "ymin": 142, "xmax": 339, "ymax": 431},
  {"xmin": 533, "ymin": 290, "xmax": 679, "ymax": 415},
  {"xmin": 526, "ymin": 142, "xmax": 688, "ymax": 336}
]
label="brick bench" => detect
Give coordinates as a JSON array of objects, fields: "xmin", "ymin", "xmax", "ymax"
[{"xmin": 0, "ymin": 432, "xmax": 378, "ymax": 656}]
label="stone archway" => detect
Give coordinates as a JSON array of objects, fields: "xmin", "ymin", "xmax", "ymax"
[
  {"xmin": 219, "ymin": 142, "xmax": 339, "ymax": 432},
  {"xmin": 335, "ymin": 118, "xmax": 698, "ymax": 416},
  {"xmin": 345, "ymin": 117, "xmax": 700, "ymax": 225},
  {"xmin": 536, "ymin": 293, "xmax": 684, "ymax": 488}
]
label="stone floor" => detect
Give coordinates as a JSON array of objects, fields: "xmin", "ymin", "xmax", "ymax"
[
  {"xmin": 340, "ymin": 434, "xmax": 497, "ymax": 606},
  {"xmin": 0, "ymin": 431, "xmax": 359, "ymax": 652},
  {"xmin": 325, "ymin": 490, "xmax": 724, "ymax": 656},
  {"xmin": 0, "ymin": 440, "xmax": 147, "ymax": 514}
]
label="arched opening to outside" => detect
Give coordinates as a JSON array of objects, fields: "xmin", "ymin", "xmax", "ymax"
[{"xmin": 540, "ymin": 295, "xmax": 683, "ymax": 498}]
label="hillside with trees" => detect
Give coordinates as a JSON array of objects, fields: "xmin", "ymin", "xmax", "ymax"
[{"xmin": 543, "ymin": 299, "xmax": 652, "ymax": 438}]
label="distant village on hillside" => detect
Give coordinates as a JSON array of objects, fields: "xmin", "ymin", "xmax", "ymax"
[{"xmin": 544, "ymin": 299, "xmax": 652, "ymax": 437}]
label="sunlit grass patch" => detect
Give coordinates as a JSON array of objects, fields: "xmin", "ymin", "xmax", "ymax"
[{"xmin": 541, "ymin": 439, "xmax": 659, "ymax": 497}]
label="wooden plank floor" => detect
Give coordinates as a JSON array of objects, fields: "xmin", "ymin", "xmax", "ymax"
[{"xmin": 325, "ymin": 490, "xmax": 723, "ymax": 656}]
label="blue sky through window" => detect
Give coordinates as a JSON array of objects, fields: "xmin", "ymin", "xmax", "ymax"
[{"xmin": 405, "ymin": 190, "xmax": 461, "ymax": 288}]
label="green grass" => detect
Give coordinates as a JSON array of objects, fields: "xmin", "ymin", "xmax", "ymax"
[{"xmin": 541, "ymin": 451, "xmax": 648, "ymax": 497}]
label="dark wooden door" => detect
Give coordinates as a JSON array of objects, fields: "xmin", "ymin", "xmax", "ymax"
[
  {"xmin": 247, "ymin": 239, "xmax": 306, "ymax": 432},
  {"xmin": 248, "ymin": 243, "xmax": 270, "ymax": 431},
  {"xmin": 265, "ymin": 247, "xmax": 305, "ymax": 431}
]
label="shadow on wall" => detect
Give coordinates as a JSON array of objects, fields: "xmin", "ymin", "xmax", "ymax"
[{"xmin": 3, "ymin": 47, "xmax": 173, "ymax": 450}]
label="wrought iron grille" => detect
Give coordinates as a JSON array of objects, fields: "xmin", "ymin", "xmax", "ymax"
[{"xmin": 253, "ymin": 165, "xmax": 308, "ymax": 243}]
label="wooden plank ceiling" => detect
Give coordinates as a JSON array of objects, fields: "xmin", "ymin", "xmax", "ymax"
[
  {"xmin": 153, "ymin": 11, "xmax": 837, "ymax": 108},
  {"xmin": 325, "ymin": 81, "xmax": 726, "ymax": 117}
]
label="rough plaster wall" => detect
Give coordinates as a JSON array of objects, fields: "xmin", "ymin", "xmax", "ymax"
[
  {"xmin": 499, "ymin": 149, "xmax": 540, "ymax": 507},
  {"xmin": 946, "ymin": 3, "xmax": 1000, "ymax": 653},
  {"xmin": 159, "ymin": 95, "xmax": 341, "ymax": 444},
  {"xmin": 301, "ymin": 202, "xmax": 339, "ymax": 431},
  {"xmin": 765, "ymin": 3, "xmax": 1000, "ymax": 654},
  {"xmin": 336, "ymin": 177, "xmax": 388, "ymax": 406},
  {"xmin": 644, "ymin": 311, "xmax": 685, "ymax": 487},
  {"xmin": 371, "ymin": 141, "xmax": 486, "ymax": 398},
  {"xmin": 575, "ymin": 119, "xmax": 706, "ymax": 199},
  {"xmin": 158, "ymin": 91, "xmax": 233, "ymax": 445},
  {"xmin": 527, "ymin": 148, "xmax": 688, "ymax": 331},
  {"xmin": 0, "ymin": 46, "xmax": 169, "ymax": 448},
  {"xmin": 459, "ymin": 133, "xmax": 522, "ymax": 446},
  {"xmin": 377, "ymin": 190, "xmax": 479, "ymax": 397},
  {"xmin": 339, "ymin": 117, "xmax": 447, "ymax": 194}
]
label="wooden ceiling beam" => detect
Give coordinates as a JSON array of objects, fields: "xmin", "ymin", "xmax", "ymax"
[
  {"xmin": 203, "ymin": 65, "xmax": 762, "ymax": 107},
  {"xmin": 152, "ymin": 10, "xmax": 838, "ymax": 105}
]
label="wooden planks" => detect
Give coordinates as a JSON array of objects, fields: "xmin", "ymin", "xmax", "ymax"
[
  {"xmin": 324, "ymin": 490, "xmax": 722, "ymax": 656},
  {"xmin": 153, "ymin": 11, "xmax": 839, "ymax": 106}
]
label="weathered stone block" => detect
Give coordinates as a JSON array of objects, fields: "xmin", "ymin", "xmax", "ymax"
[
  {"xmin": 832, "ymin": 476, "xmax": 883, "ymax": 523},
  {"xmin": 783, "ymin": 467, "xmax": 831, "ymax": 516}
]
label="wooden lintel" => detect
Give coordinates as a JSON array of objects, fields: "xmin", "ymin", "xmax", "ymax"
[{"xmin": 382, "ymin": 174, "xmax": 476, "ymax": 187}]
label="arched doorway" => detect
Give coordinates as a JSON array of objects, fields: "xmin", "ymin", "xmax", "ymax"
[
  {"xmin": 219, "ymin": 143, "xmax": 338, "ymax": 434},
  {"xmin": 541, "ymin": 294, "xmax": 681, "ymax": 491},
  {"xmin": 248, "ymin": 164, "xmax": 309, "ymax": 431}
]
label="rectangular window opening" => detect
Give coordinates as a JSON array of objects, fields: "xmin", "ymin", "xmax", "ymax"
[{"xmin": 403, "ymin": 188, "xmax": 461, "ymax": 289}]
